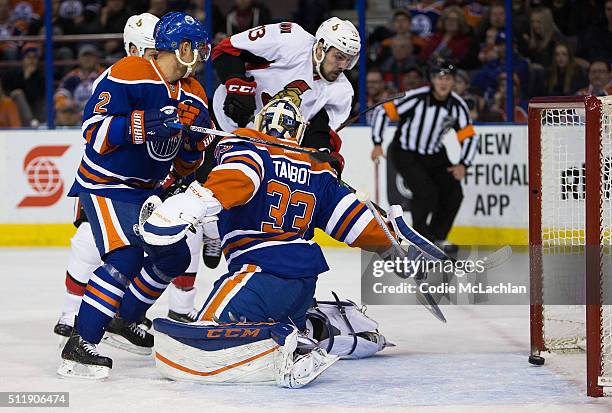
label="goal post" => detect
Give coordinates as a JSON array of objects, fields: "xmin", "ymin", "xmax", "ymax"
[{"xmin": 528, "ymin": 95, "xmax": 612, "ymax": 397}]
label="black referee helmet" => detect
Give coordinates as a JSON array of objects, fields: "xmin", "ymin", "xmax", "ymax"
[{"xmin": 428, "ymin": 59, "xmax": 457, "ymax": 79}]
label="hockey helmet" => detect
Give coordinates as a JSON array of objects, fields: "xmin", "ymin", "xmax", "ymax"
[
  {"xmin": 254, "ymin": 98, "xmax": 307, "ymax": 145},
  {"xmin": 428, "ymin": 59, "xmax": 457, "ymax": 78},
  {"xmin": 313, "ymin": 17, "xmax": 361, "ymax": 75},
  {"xmin": 154, "ymin": 12, "xmax": 211, "ymax": 76},
  {"xmin": 124, "ymin": 13, "xmax": 159, "ymax": 57}
]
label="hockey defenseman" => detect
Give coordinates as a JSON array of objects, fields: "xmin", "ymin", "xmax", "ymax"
[
  {"xmin": 210, "ymin": 17, "xmax": 360, "ymax": 172},
  {"xmin": 53, "ymin": 13, "xmax": 209, "ymax": 349},
  {"xmin": 139, "ymin": 99, "xmax": 398, "ymax": 386},
  {"xmin": 58, "ymin": 12, "xmax": 213, "ymax": 380}
]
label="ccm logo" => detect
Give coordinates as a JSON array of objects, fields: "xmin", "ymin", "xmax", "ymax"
[
  {"xmin": 205, "ymin": 328, "xmax": 261, "ymax": 338},
  {"xmin": 227, "ymin": 85, "xmax": 255, "ymax": 94},
  {"xmin": 18, "ymin": 145, "xmax": 69, "ymax": 208}
]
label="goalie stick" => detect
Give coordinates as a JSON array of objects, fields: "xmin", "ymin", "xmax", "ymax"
[
  {"xmin": 365, "ymin": 200, "xmax": 447, "ymax": 323},
  {"xmin": 170, "ymin": 123, "xmax": 511, "ymax": 271}
]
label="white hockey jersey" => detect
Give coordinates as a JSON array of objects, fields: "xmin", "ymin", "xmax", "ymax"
[{"xmin": 211, "ymin": 22, "xmax": 353, "ymax": 133}]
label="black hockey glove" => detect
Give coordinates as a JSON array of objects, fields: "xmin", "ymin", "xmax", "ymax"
[{"xmin": 223, "ymin": 76, "xmax": 257, "ymax": 127}]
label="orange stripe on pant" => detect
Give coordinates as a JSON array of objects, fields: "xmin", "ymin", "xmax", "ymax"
[
  {"xmin": 200, "ymin": 264, "xmax": 258, "ymax": 321},
  {"xmin": 86, "ymin": 284, "xmax": 119, "ymax": 308},
  {"xmin": 93, "ymin": 195, "xmax": 127, "ymax": 253},
  {"xmin": 155, "ymin": 345, "xmax": 280, "ymax": 377},
  {"xmin": 133, "ymin": 277, "xmax": 163, "ymax": 298}
]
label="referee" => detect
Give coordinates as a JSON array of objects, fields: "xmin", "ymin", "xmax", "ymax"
[{"xmin": 370, "ymin": 61, "xmax": 478, "ymax": 251}]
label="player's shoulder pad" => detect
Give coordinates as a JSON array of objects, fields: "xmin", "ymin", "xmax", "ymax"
[
  {"xmin": 108, "ymin": 56, "xmax": 158, "ymax": 82},
  {"xmin": 274, "ymin": 21, "xmax": 315, "ymax": 49},
  {"xmin": 180, "ymin": 77, "xmax": 209, "ymax": 106}
]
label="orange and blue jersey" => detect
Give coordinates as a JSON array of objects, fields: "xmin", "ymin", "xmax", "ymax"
[
  {"xmin": 203, "ymin": 128, "xmax": 392, "ymax": 278},
  {"xmin": 68, "ymin": 56, "xmax": 209, "ymax": 204}
]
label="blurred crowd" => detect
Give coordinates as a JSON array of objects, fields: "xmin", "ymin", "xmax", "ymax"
[{"xmin": 0, "ymin": 0, "xmax": 611, "ymax": 128}]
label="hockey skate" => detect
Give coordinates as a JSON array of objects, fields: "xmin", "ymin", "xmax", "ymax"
[
  {"xmin": 58, "ymin": 324, "xmax": 112, "ymax": 380},
  {"xmin": 54, "ymin": 312, "xmax": 75, "ymax": 348},
  {"xmin": 202, "ymin": 236, "xmax": 222, "ymax": 268},
  {"xmin": 102, "ymin": 316, "xmax": 154, "ymax": 355},
  {"xmin": 167, "ymin": 284, "xmax": 199, "ymax": 323},
  {"xmin": 167, "ymin": 309, "xmax": 199, "ymax": 323}
]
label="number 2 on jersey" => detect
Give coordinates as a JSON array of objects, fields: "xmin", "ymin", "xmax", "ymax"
[{"xmin": 262, "ymin": 180, "xmax": 315, "ymax": 234}]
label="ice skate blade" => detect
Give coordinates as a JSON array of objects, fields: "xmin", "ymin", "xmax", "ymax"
[
  {"xmin": 57, "ymin": 335, "xmax": 69, "ymax": 350},
  {"xmin": 57, "ymin": 359, "xmax": 110, "ymax": 380},
  {"xmin": 102, "ymin": 333, "xmax": 153, "ymax": 356}
]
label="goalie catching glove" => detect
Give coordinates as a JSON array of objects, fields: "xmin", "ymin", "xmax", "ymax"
[{"xmin": 138, "ymin": 181, "xmax": 222, "ymax": 246}]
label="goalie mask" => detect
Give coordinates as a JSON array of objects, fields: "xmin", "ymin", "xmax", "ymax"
[{"xmin": 254, "ymin": 98, "xmax": 307, "ymax": 145}]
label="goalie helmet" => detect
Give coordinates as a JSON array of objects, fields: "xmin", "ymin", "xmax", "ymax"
[
  {"xmin": 154, "ymin": 12, "xmax": 211, "ymax": 77},
  {"xmin": 123, "ymin": 13, "xmax": 159, "ymax": 57},
  {"xmin": 313, "ymin": 17, "xmax": 361, "ymax": 80},
  {"xmin": 254, "ymin": 98, "xmax": 307, "ymax": 145}
]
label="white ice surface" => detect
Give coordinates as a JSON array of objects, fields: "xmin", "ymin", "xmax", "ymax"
[{"xmin": 1, "ymin": 247, "xmax": 612, "ymax": 413}]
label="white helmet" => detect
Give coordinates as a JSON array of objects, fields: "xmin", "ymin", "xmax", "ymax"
[
  {"xmin": 313, "ymin": 17, "xmax": 361, "ymax": 79},
  {"xmin": 123, "ymin": 13, "xmax": 159, "ymax": 57}
]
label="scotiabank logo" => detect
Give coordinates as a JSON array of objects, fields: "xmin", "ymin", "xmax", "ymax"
[{"xmin": 18, "ymin": 145, "xmax": 70, "ymax": 207}]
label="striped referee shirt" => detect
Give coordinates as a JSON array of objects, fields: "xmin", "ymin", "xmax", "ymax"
[{"xmin": 371, "ymin": 86, "xmax": 478, "ymax": 166}]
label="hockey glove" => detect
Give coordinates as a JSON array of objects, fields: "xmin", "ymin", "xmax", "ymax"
[
  {"xmin": 128, "ymin": 106, "xmax": 180, "ymax": 144},
  {"xmin": 223, "ymin": 76, "xmax": 257, "ymax": 127},
  {"xmin": 328, "ymin": 151, "xmax": 345, "ymax": 178},
  {"xmin": 160, "ymin": 170, "xmax": 193, "ymax": 201},
  {"xmin": 139, "ymin": 182, "xmax": 222, "ymax": 246},
  {"xmin": 178, "ymin": 101, "xmax": 214, "ymax": 151}
]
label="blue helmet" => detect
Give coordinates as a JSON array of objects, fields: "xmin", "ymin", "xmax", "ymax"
[{"xmin": 154, "ymin": 12, "xmax": 210, "ymax": 62}]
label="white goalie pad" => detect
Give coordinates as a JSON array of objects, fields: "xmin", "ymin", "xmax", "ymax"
[
  {"xmin": 307, "ymin": 293, "xmax": 394, "ymax": 359},
  {"xmin": 153, "ymin": 319, "xmax": 337, "ymax": 388}
]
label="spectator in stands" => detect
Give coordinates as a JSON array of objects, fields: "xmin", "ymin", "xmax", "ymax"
[
  {"xmin": 380, "ymin": 34, "xmax": 419, "ymax": 92},
  {"xmin": 477, "ymin": 0, "xmax": 505, "ymax": 42},
  {"xmin": 453, "ymin": 69, "xmax": 470, "ymax": 97},
  {"xmin": 54, "ymin": 44, "xmax": 105, "ymax": 124},
  {"xmin": 101, "ymin": 0, "xmax": 132, "ymax": 57},
  {"xmin": 294, "ymin": 0, "xmax": 328, "ymax": 35},
  {"xmin": 478, "ymin": 27, "xmax": 499, "ymax": 64},
  {"xmin": 55, "ymin": 98, "xmax": 80, "ymax": 127},
  {"xmin": 3, "ymin": 42, "xmax": 46, "ymax": 125},
  {"xmin": 491, "ymin": 72, "xmax": 528, "ymax": 123},
  {"xmin": 545, "ymin": 42, "xmax": 588, "ymax": 96},
  {"xmin": 550, "ymin": 0, "xmax": 580, "ymax": 36},
  {"xmin": 405, "ymin": 0, "xmax": 444, "ymax": 39},
  {"xmin": 370, "ymin": 9, "xmax": 427, "ymax": 65},
  {"xmin": 576, "ymin": 0, "xmax": 612, "ymax": 62},
  {"xmin": 359, "ymin": 67, "xmax": 392, "ymax": 124},
  {"xmin": 460, "ymin": 0, "xmax": 486, "ymax": 32},
  {"xmin": 148, "ymin": 0, "xmax": 168, "ymax": 18},
  {"xmin": 419, "ymin": 5, "xmax": 472, "ymax": 65},
  {"xmin": 0, "ymin": 0, "xmax": 25, "ymax": 60},
  {"xmin": 186, "ymin": 0, "xmax": 225, "ymax": 43},
  {"xmin": 224, "ymin": 0, "xmax": 271, "ymax": 36},
  {"xmin": 576, "ymin": 60, "xmax": 612, "ymax": 96},
  {"xmin": 0, "ymin": 78, "xmax": 22, "ymax": 128},
  {"xmin": 401, "ymin": 65, "xmax": 425, "ymax": 91},
  {"xmin": 471, "ymin": 32, "xmax": 529, "ymax": 106},
  {"xmin": 523, "ymin": 7, "xmax": 565, "ymax": 67}
]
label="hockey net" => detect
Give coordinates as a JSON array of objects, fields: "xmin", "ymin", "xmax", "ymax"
[{"xmin": 529, "ymin": 96, "xmax": 612, "ymax": 397}]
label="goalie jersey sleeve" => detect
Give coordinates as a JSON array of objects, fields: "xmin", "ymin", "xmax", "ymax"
[
  {"xmin": 202, "ymin": 128, "xmax": 392, "ymax": 278},
  {"xmin": 68, "ymin": 56, "xmax": 209, "ymax": 204}
]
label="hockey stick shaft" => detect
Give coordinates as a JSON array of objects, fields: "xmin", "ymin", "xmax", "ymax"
[
  {"xmin": 167, "ymin": 123, "xmax": 331, "ymax": 163},
  {"xmin": 365, "ymin": 200, "xmax": 447, "ymax": 323},
  {"xmin": 337, "ymin": 93, "xmax": 405, "ymax": 132}
]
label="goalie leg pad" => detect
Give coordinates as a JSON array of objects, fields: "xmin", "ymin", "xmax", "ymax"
[
  {"xmin": 153, "ymin": 319, "xmax": 295, "ymax": 384},
  {"xmin": 307, "ymin": 292, "xmax": 393, "ymax": 359}
]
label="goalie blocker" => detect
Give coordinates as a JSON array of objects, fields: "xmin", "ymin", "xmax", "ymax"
[{"xmin": 153, "ymin": 319, "xmax": 338, "ymax": 388}]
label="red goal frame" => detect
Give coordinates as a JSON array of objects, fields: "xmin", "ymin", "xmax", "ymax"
[{"xmin": 528, "ymin": 95, "xmax": 605, "ymax": 397}]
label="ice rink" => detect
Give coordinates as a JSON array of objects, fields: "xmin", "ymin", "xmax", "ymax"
[{"xmin": 1, "ymin": 247, "xmax": 612, "ymax": 413}]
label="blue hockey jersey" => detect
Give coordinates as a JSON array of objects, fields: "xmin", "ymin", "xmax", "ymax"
[
  {"xmin": 203, "ymin": 128, "xmax": 392, "ymax": 278},
  {"xmin": 68, "ymin": 56, "xmax": 209, "ymax": 204}
]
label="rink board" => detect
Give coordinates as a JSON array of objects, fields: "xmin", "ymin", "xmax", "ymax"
[{"xmin": 0, "ymin": 125, "xmax": 528, "ymax": 246}]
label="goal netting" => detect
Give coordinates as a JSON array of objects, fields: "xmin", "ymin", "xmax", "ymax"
[{"xmin": 529, "ymin": 96, "xmax": 612, "ymax": 397}]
